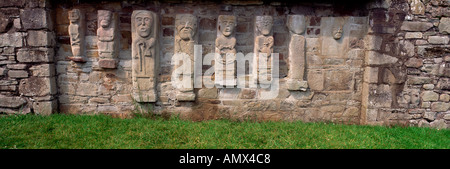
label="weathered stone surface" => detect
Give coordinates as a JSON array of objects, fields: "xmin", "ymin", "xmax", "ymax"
[
  {"xmin": 30, "ymin": 64, "xmax": 55, "ymax": 77},
  {"xmin": 33, "ymin": 100, "xmax": 57, "ymax": 115},
  {"xmin": 254, "ymin": 15, "xmax": 274, "ymax": 85},
  {"xmin": 400, "ymin": 21, "xmax": 434, "ymax": 31},
  {"xmin": 407, "ymin": 76, "xmax": 432, "ymax": 85},
  {"xmin": 405, "ymin": 57, "xmax": 423, "ymax": 68},
  {"xmin": 431, "ymin": 102, "xmax": 450, "ymax": 112},
  {"xmin": 422, "ymin": 91, "xmax": 439, "ymax": 101},
  {"xmin": 76, "ymin": 83, "xmax": 98, "ymax": 96},
  {"xmin": 428, "ymin": 36, "xmax": 449, "ymax": 44},
  {"xmin": 324, "ymin": 69, "xmax": 353, "ymax": 91},
  {"xmin": 215, "ymin": 15, "xmax": 237, "ymax": 87},
  {"xmin": 19, "ymin": 77, "xmax": 57, "ymax": 96},
  {"xmin": 20, "ymin": 8, "xmax": 52, "ymax": 30},
  {"xmin": 68, "ymin": 9, "xmax": 86, "ymax": 61},
  {"xmin": 422, "ymin": 84, "xmax": 435, "ymax": 90},
  {"xmin": 8, "ymin": 70, "xmax": 28, "ymax": 78},
  {"xmin": 439, "ymin": 17, "xmax": 450, "ymax": 34},
  {"xmin": 0, "ymin": 13, "xmax": 10, "ymax": 33},
  {"xmin": 286, "ymin": 15, "xmax": 307, "ymax": 91},
  {"xmin": 430, "ymin": 119, "xmax": 446, "ymax": 129},
  {"xmin": 27, "ymin": 31, "xmax": 55, "ymax": 47},
  {"xmin": 410, "ymin": 0, "xmax": 425, "ymax": 15},
  {"xmin": 364, "ymin": 67, "xmax": 378, "ymax": 83},
  {"xmin": 17, "ymin": 48, "xmax": 54, "ymax": 63},
  {"xmin": 405, "ymin": 32, "xmax": 423, "ymax": 39},
  {"xmin": 97, "ymin": 10, "xmax": 119, "ymax": 62},
  {"xmin": 174, "ymin": 14, "xmax": 198, "ymax": 101},
  {"xmin": 6, "ymin": 64, "xmax": 27, "ymax": 70},
  {"xmin": 424, "ymin": 111, "xmax": 436, "ymax": 121},
  {"xmin": 439, "ymin": 94, "xmax": 449, "ymax": 102},
  {"xmin": 365, "ymin": 51, "xmax": 398, "ymax": 66},
  {"xmin": 364, "ymin": 35, "xmax": 382, "ymax": 50},
  {"xmin": 198, "ymin": 88, "xmax": 218, "ymax": 99},
  {"xmin": 132, "ymin": 10, "xmax": 158, "ymax": 102},
  {"xmin": 98, "ymin": 59, "xmax": 117, "ymax": 69},
  {"xmin": 307, "ymin": 69, "xmax": 324, "ymax": 91},
  {"xmin": 0, "ymin": 95, "xmax": 27, "ymax": 108},
  {"xmin": 0, "ymin": 32, "xmax": 24, "ymax": 47},
  {"xmin": 0, "ymin": 0, "xmax": 25, "ymax": 7}
]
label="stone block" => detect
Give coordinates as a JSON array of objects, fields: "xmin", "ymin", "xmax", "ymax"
[
  {"xmin": 307, "ymin": 69, "xmax": 324, "ymax": 91},
  {"xmin": 439, "ymin": 94, "xmax": 449, "ymax": 102},
  {"xmin": 198, "ymin": 88, "xmax": 218, "ymax": 99},
  {"xmin": 77, "ymin": 83, "xmax": 98, "ymax": 96},
  {"xmin": 30, "ymin": 64, "xmax": 55, "ymax": 77},
  {"xmin": 439, "ymin": 17, "xmax": 450, "ymax": 34},
  {"xmin": 19, "ymin": 77, "xmax": 57, "ymax": 97},
  {"xmin": 410, "ymin": 0, "xmax": 425, "ymax": 15},
  {"xmin": 324, "ymin": 69, "xmax": 353, "ymax": 91},
  {"xmin": 8, "ymin": 70, "xmax": 28, "ymax": 78},
  {"xmin": 365, "ymin": 51, "xmax": 398, "ymax": 66},
  {"xmin": 27, "ymin": 31, "xmax": 55, "ymax": 47},
  {"xmin": 405, "ymin": 32, "xmax": 423, "ymax": 39},
  {"xmin": 17, "ymin": 48, "xmax": 54, "ymax": 63},
  {"xmin": 421, "ymin": 91, "xmax": 439, "ymax": 102},
  {"xmin": 20, "ymin": 8, "xmax": 52, "ymax": 30},
  {"xmin": 424, "ymin": 111, "xmax": 436, "ymax": 121},
  {"xmin": 364, "ymin": 35, "xmax": 382, "ymax": 50},
  {"xmin": 407, "ymin": 76, "xmax": 432, "ymax": 85},
  {"xmin": 422, "ymin": 84, "xmax": 435, "ymax": 90},
  {"xmin": 0, "ymin": 32, "xmax": 24, "ymax": 47},
  {"xmin": 98, "ymin": 59, "xmax": 117, "ymax": 69},
  {"xmin": 428, "ymin": 36, "xmax": 449, "ymax": 44},
  {"xmin": 400, "ymin": 21, "xmax": 434, "ymax": 31},
  {"xmin": 405, "ymin": 57, "xmax": 423, "ymax": 68},
  {"xmin": 431, "ymin": 102, "xmax": 450, "ymax": 112},
  {"xmin": 0, "ymin": 0, "xmax": 25, "ymax": 7},
  {"xmin": 33, "ymin": 100, "xmax": 57, "ymax": 116},
  {"xmin": 0, "ymin": 95, "xmax": 27, "ymax": 108},
  {"xmin": 364, "ymin": 67, "xmax": 378, "ymax": 83},
  {"xmin": 430, "ymin": 119, "xmax": 446, "ymax": 129}
]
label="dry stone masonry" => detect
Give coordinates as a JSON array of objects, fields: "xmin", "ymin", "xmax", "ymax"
[{"xmin": 0, "ymin": 0, "xmax": 448, "ymax": 129}]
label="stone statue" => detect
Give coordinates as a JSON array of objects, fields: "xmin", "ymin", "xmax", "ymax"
[
  {"xmin": 97, "ymin": 10, "xmax": 119, "ymax": 68},
  {"xmin": 215, "ymin": 15, "xmax": 237, "ymax": 87},
  {"xmin": 68, "ymin": 9, "xmax": 86, "ymax": 62},
  {"xmin": 286, "ymin": 15, "xmax": 308, "ymax": 91},
  {"xmin": 174, "ymin": 14, "xmax": 197, "ymax": 101},
  {"xmin": 131, "ymin": 10, "xmax": 158, "ymax": 102},
  {"xmin": 332, "ymin": 24, "xmax": 343, "ymax": 40},
  {"xmin": 254, "ymin": 16, "xmax": 274, "ymax": 85}
]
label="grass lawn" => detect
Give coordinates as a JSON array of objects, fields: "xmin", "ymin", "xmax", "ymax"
[{"xmin": 0, "ymin": 114, "xmax": 448, "ymax": 149}]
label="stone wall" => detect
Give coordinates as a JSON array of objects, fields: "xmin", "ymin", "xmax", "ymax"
[
  {"xmin": 0, "ymin": 0, "xmax": 57, "ymax": 115},
  {"xmin": 0, "ymin": 0, "xmax": 449, "ymax": 129},
  {"xmin": 362, "ymin": 0, "xmax": 450, "ymax": 129}
]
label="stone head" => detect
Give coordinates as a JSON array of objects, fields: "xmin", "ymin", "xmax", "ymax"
[
  {"xmin": 68, "ymin": 9, "xmax": 81, "ymax": 24},
  {"xmin": 175, "ymin": 14, "xmax": 197, "ymax": 40},
  {"xmin": 98, "ymin": 10, "xmax": 112, "ymax": 28},
  {"xmin": 332, "ymin": 25, "xmax": 343, "ymax": 40},
  {"xmin": 218, "ymin": 15, "xmax": 236, "ymax": 37},
  {"xmin": 287, "ymin": 15, "xmax": 306, "ymax": 35},
  {"xmin": 256, "ymin": 16, "xmax": 273, "ymax": 36},
  {"xmin": 133, "ymin": 10, "xmax": 153, "ymax": 38}
]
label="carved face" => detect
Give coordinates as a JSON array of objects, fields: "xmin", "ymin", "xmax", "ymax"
[
  {"xmin": 256, "ymin": 16, "xmax": 273, "ymax": 36},
  {"xmin": 68, "ymin": 10, "xmax": 80, "ymax": 24},
  {"xmin": 98, "ymin": 11, "xmax": 112, "ymax": 28},
  {"xmin": 287, "ymin": 15, "xmax": 306, "ymax": 35},
  {"xmin": 176, "ymin": 15, "xmax": 197, "ymax": 40},
  {"xmin": 135, "ymin": 12, "xmax": 153, "ymax": 38},
  {"xmin": 332, "ymin": 26, "xmax": 343, "ymax": 40},
  {"xmin": 218, "ymin": 16, "xmax": 236, "ymax": 37}
]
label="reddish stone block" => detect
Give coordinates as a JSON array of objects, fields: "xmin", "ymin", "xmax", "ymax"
[
  {"xmin": 99, "ymin": 59, "xmax": 117, "ymax": 69},
  {"xmin": 199, "ymin": 18, "xmax": 216, "ymax": 31},
  {"xmin": 162, "ymin": 16, "xmax": 174, "ymax": 25},
  {"xmin": 163, "ymin": 27, "xmax": 174, "ymax": 37}
]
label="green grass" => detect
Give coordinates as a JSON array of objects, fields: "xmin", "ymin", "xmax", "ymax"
[{"xmin": 0, "ymin": 114, "xmax": 449, "ymax": 149}]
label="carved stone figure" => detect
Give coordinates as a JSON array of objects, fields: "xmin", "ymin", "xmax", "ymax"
[
  {"xmin": 286, "ymin": 15, "xmax": 308, "ymax": 91},
  {"xmin": 97, "ymin": 10, "xmax": 119, "ymax": 68},
  {"xmin": 253, "ymin": 16, "xmax": 274, "ymax": 85},
  {"xmin": 68, "ymin": 9, "xmax": 86, "ymax": 62},
  {"xmin": 215, "ymin": 15, "xmax": 237, "ymax": 87},
  {"xmin": 321, "ymin": 17, "xmax": 368, "ymax": 58},
  {"xmin": 131, "ymin": 10, "xmax": 158, "ymax": 102},
  {"xmin": 174, "ymin": 14, "xmax": 197, "ymax": 101}
]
